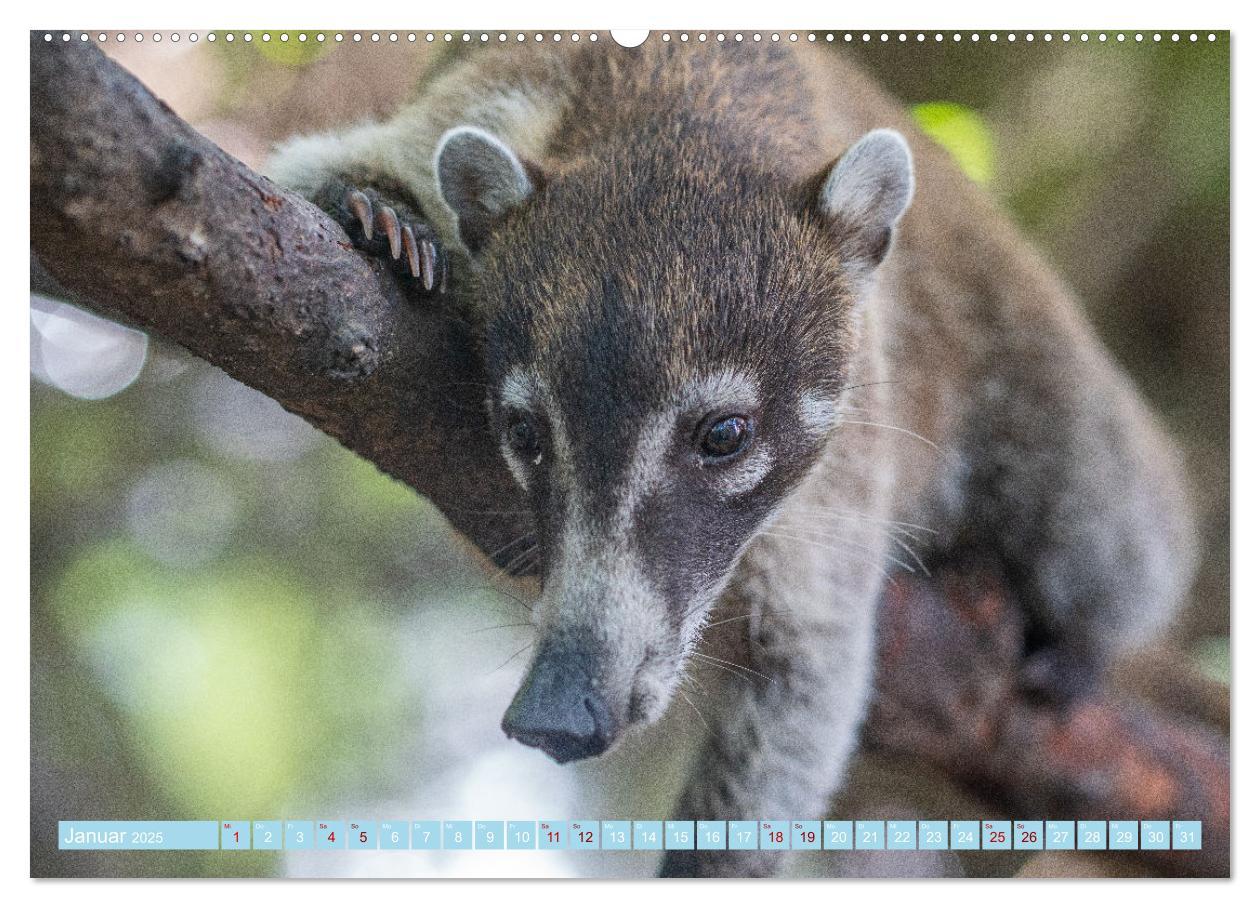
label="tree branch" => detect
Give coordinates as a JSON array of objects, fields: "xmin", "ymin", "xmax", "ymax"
[
  {"xmin": 29, "ymin": 35, "xmax": 1227, "ymax": 877},
  {"xmin": 29, "ymin": 33, "xmax": 532, "ymax": 566}
]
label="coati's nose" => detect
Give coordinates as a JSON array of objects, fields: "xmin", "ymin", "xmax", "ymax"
[{"xmin": 501, "ymin": 643, "xmax": 616, "ymax": 763}]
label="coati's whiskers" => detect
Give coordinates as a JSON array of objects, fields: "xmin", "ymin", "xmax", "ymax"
[
  {"xmin": 483, "ymin": 541, "xmax": 540, "ymax": 588},
  {"xmin": 753, "ymin": 530, "xmax": 895, "ymax": 582},
  {"xmin": 445, "ymin": 507, "xmax": 534, "ymax": 516},
  {"xmin": 692, "ymin": 652, "xmax": 772, "ymax": 684},
  {"xmin": 680, "ymin": 671, "xmax": 710, "ymax": 699},
  {"xmin": 470, "ymin": 621, "xmax": 536, "ymax": 635},
  {"xmin": 773, "ymin": 524, "xmax": 919, "ymax": 575},
  {"xmin": 885, "ymin": 533, "xmax": 931, "ymax": 576},
  {"xmin": 781, "ymin": 506, "xmax": 938, "ymax": 535},
  {"xmin": 836, "ymin": 418, "xmax": 942, "ymax": 453},
  {"xmin": 701, "ymin": 611, "xmax": 776, "ymax": 630},
  {"xmin": 836, "ymin": 379, "xmax": 905, "ymax": 395},
  {"xmin": 488, "ymin": 641, "xmax": 535, "ymax": 676},
  {"xmin": 483, "ymin": 531, "xmax": 539, "ymax": 566},
  {"xmin": 679, "ymin": 691, "xmax": 714, "ymax": 738}
]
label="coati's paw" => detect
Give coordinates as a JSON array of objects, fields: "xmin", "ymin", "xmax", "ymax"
[{"xmin": 321, "ymin": 184, "xmax": 448, "ymax": 294}]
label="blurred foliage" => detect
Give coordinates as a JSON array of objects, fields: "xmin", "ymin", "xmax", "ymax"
[
  {"xmin": 911, "ymin": 101, "xmax": 995, "ymax": 184},
  {"xmin": 33, "ymin": 34, "xmax": 1229, "ymax": 877}
]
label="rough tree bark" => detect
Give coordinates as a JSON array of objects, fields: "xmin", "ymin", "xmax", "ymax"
[{"xmin": 29, "ymin": 35, "xmax": 1228, "ymax": 877}]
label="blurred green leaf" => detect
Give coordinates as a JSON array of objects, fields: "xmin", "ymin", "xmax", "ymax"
[
  {"xmin": 911, "ymin": 101, "xmax": 996, "ymax": 185},
  {"xmin": 248, "ymin": 32, "xmax": 333, "ymax": 67}
]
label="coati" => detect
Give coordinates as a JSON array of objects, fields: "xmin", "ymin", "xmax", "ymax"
[{"xmin": 267, "ymin": 38, "xmax": 1198, "ymax": 876}]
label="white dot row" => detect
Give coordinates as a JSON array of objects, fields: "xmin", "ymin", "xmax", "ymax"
[{"xmin": 42, "ymin": 31, "xmax": 1220, "ymax": 45}]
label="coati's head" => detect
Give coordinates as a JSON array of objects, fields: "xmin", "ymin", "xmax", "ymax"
[{"xmin": 435, "ymin": 123, "xmax": 913, "ymax": 763}]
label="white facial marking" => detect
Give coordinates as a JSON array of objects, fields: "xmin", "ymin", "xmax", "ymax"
[
  {"xmin": 499, "ymin": 366, "xmax": 534, "ymax": 411},
  {"xmin": 799, "ymin": 390, "xmax": 839, "ymax": 439},
  {"xmin": 495, "ymin": 367, "xmax": 533, "ymax": 490},
  {"xmin": 675, "ymin": 368, "xmax": 759, "ymax": 414},
  {"xmin": 715, "ymin": 447, "xmax": 774, "ymax": 497}
]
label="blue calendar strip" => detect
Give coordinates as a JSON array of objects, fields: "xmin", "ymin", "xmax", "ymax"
[
  {"xmin": 58, "ymin": 819, "xmax": 1205, "ymax": 852},
  {"xmin": 59, "ymin": 821, "xmax": 220, "ymax": 850}
]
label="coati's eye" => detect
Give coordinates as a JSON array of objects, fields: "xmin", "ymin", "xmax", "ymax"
[
  {"xmin": 699, "ymin": 415, "xmax": 751, "ymax": 459},
  {"xmin": 506, "ymin": 416, "xmax": 542, "ymax": 463}
]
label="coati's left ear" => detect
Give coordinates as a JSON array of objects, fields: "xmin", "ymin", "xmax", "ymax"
[
  {"xmin": 435, "ymin": 126, "xmax": 541, "ymax": 254},
  {"xmin": 815, "ymin": 129, "xmax": 914, "ymax": 277}
]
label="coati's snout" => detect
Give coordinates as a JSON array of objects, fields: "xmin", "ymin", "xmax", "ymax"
[{"xmin": 501, "ymin": 638, "xmax": 617, "ymax": 763}]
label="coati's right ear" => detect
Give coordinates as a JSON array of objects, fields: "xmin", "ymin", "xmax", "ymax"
[
  {"xmin": 815, "ymin": 128, "xmax": 914, "ymax": 278},
  {"xmin": 435, "ymin": 126, "xmax": 540, "ymax": 254}
]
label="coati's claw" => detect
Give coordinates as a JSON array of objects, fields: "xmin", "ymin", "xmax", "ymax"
[
  {"xmin": 345, "ymin": 189, "xmax": 374, "ymax": 241},
  {"xmin": 331, "ymin": 185, "xmax": 447, "ymax": 295},
  {"xmin": 401, "ymin": 224, "xmax": 421, "ymax": 278},
  {"xmin": 374, "ymin": 204, "xmax": 403, "ymax": 260}
]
